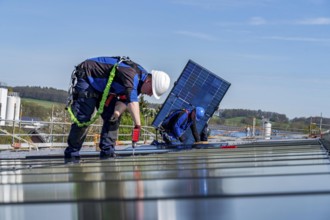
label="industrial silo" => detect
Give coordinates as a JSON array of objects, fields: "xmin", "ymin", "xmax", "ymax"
[
  {"xmin": 6, "ymin": 93, "xmax": 21, "ymax": 122},
  {"xmin": 0, "ymin": 87, "xmax": 8, "ymax": 126},
  {"xmin": 15, "ymin": 95, "xmax": 21, "ymax": 120},
  {"xmin": 265, "ymin": 121, "xmax": 272, "ymax": 140}
]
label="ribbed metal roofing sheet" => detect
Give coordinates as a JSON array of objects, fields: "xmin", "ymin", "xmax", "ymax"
[{"xmin": 1, "ymin": 139, "xmax": 330, "ymax": 220}]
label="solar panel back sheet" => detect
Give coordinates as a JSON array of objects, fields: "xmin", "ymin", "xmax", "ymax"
[{"xmin": 152, "ymin": 60, "xmax": 231, "ymax": 144}]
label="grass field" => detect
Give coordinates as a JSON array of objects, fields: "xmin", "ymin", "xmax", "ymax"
[
  {"xmin": 22, "ymin": 98, "xmax": 64, "ymax": 108},
  {"xmin": 223, "ymin": 116, "xmax": 245, "ymax": 125}
]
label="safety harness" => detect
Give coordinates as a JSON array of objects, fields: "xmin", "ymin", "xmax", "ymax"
[{"xmin": 67, "ymin": 63, "xmax": 117, "ymax": 127}]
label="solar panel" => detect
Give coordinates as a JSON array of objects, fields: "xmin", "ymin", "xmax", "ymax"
[{"xmin": 152, "ymin": 60, "xmax": 231, "ymax": 144}]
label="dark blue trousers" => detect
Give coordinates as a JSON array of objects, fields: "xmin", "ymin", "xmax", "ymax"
[{"xmin": 65, "ymin": 77, "xmax": 120, "ymax": 155}]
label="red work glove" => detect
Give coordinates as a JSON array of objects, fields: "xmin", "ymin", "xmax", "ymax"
[{"xmin": 132, "ymin": 125, "xmax": 141, "ymax": 143}]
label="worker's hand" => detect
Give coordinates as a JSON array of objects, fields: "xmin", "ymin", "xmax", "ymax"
[
  {"xmin": 109, "ymin": 115, "xmax": 118, "ymax": 123},
  {"xmin": 132, "ymin": 125, "xmax": 141, "ymax": 144}
]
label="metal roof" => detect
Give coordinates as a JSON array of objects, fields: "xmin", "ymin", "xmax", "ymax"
[{"xmin": 1, "ymin": 139, "xmax": 330, "ymax": 220}]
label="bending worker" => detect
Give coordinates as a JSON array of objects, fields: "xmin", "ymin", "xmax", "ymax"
[
  {"xmin": 160, "ymin": 107, "xmax": 205, "ymax": 145},
  {"xmin": 64, "ymin": 56, "xmax": 170, "ymax": 160}
]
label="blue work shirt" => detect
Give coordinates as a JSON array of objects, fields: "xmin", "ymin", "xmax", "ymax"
[{"xmin": 77, "ymin": 56, "xmax": 149, "ymax": 102}]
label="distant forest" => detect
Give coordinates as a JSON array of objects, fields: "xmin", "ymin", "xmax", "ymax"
[
  {"xmin": 10, "ymin": 86, "xmax": 330, "ymax": 128},
  {"xmin": 12, "ymin": 86, "xmax": 67, "ymax": 103},
  {"xmin": 218, "ymin": 108, "xmax": 326, "ymax": 125}
]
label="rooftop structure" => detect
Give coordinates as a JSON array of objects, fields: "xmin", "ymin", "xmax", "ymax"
[
  {"xmin": 0, "ymin": 137, "xmax": 330, "ymax": 220},
  {"xmin": 0, "ymin": 88, "xmax": 8, "ymax": 126},
  {"xmin": 0, "ymin": 88, "xmax": 21, "ymax": 125}
]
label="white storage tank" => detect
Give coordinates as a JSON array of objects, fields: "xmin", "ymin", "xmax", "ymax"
[
  {"xmin": 0, "ymin": 88, "xmax": 8, "ymax": 125},
  {"xmin": 264, "ymin": 122, "xmax": 272, "ymax": 140},
  {"xmin": 15, "ymin": 96, "xmax": 21, "ymax": 120},
  {"xmin": 6, "ymin": 93, "xmax": 21, "ymax": 122}
]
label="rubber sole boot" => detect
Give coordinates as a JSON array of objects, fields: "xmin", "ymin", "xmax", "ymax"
[
  {"xmin": 64, "ymin": 151, "xmax": 81, "ymax": 164},
  {"xmin": 99, "ymin": 147, "xmax": 116, "ymax": 160}
]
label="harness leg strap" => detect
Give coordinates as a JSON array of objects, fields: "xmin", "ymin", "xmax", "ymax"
[{"xmin": 105, "ymin": 94, "xmax": 116, "ymax": 107}]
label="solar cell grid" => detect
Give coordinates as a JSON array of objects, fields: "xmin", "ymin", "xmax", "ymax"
[{"xmin": 152, "ymin": 60, "xmax": 231, "ymax": 144}]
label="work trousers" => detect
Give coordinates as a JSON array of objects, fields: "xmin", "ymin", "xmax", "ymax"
[{"xmin": 65, "ymin": 77, "xmax": 120, "ymax": 154}]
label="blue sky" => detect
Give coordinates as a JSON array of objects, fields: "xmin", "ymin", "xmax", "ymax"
[{"xmin": 0, "ymin": 0, "xmax": 329, "ymax": 119}]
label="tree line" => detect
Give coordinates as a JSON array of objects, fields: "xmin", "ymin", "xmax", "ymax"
[
  {"xmin": 12, "ymin": 86, "xmax": 67, "ymax": 103},
  {"xmin": 220, "ymin": 109, "xmax": 289, "ymax": 123},
  {"xmin": 10, "ymin": 86, "xmax": 330, "ymax": 131}
]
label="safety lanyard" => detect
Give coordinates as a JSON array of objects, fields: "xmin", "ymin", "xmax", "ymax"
[{"xmin": 68, "ymin": 63, "xmax": 117, "ymax": 127}]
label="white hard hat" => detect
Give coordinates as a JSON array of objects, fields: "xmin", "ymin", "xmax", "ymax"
[{"xmin": 151, "ymin": 70, "xmax": 170, "ymax": 99}]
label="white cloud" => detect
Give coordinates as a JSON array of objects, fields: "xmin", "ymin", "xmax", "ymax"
[
  {"xmin": 248, "ymin": 17, "xmax": 267, "ymax": 25},
  {"xmin": 171, "ymin": 0, "xmax": 272, "ymax": 10},
  {"xmin": 218, "ymin": 17, "xmax": 330, "ymax": 27},
  {"xmin": 216, "ymin": 17, "xmax": 268, "ymax": 27},
  {"xmin": 237, "ymin": 53, "xmax": 288, "ymax": 61},
  {"xmin": 264, "ymin": 36, "xmax": 330, "ymax": 43},
  {"xmin": 247, "ymin": 17, "xmax": 330, "ymax": 26},
  {"xmin": 174, "ymin": 30, "xmax": 217, "ymax": 41},
  {"xmin": 308, "ymin": 0, "xmax": 327, "ymax": 5},
  {"xmin": 295, "ymin": 17, "xmax": 330, "ymax": 25}
]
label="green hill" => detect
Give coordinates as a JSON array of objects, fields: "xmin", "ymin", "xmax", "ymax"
[
  {"xmin": 22, "ymin": 98, "xmax": 64, "ymax": 109},
  {"xmin": 12, "ymin": 86, "xmax": 67, "ymax": 103}
]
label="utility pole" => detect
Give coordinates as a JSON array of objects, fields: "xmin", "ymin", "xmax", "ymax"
[
  {"xmin": 12, "ymin": 103, "xmax": 16, "ymax": 144},
  {"xmin": 320, "ymin": 113, "xmax": 323, "ymax": 137},
  {"xmin": 0, "ymin": 103, "xmax": 2, "ymax": 126},
  {"xmin": 50, "ymin": 105, "xmax": 54, "ymax": 147},
  {"xmin": 252, "ymin": 117, "xmax": 256, "ymax": 137}
]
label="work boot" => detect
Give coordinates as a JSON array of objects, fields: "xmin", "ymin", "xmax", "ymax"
[
  {"xmin": 162, "ymin": 133, "xmax": 172, "ymax": 145},
  {"xmin": 151, "ymin": 140, "xmax": 160, "ymax": 146},
  {"xmin": 99, "ymin": 147, "xmax": 116, "ymax": 159},
  {"xmin": 64, "ymin": 151, "xmax": 81, "ymax": 164}
]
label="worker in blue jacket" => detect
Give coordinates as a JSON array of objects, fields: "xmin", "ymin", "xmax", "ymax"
[
  {"xmin": 64, "ymin": 56, "xmax": 170, "ymax": 161},
  {"xmin": 160, "ymin": 107, "xmax": 205, "ymax": 144}
]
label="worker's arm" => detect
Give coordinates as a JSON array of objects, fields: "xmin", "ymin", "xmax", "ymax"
[
  {"xmin": 173, "ymin": 112, "xmax": 186, "ymax": 138},
  {"xmin": 127, "ymin": 101, "xmax": 141, "ymax": 146},
  {"xmin": 190, "ymin": 120, "xmax": 200, "ymax": 142},
  {"xmin": 127, "ymin": 101, "xmax": 141, "ymax": 126},
  {"xmin": 111, "ymin": 101, "xmax": 127, "ymax": 120}
]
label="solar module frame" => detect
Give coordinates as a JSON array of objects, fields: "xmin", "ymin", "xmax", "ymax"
[{"xmin": 152, "ymin": 59, "xmax": 231, "ymax": 144}]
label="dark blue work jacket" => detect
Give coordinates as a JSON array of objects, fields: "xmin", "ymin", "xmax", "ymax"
[
  {"xmin": 161, "ymin": 109, "xmax": 200, "ymax": 142},
  {"xmin": 77, "ymin": 56, "xmax": 148, "ymax": 102}
]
